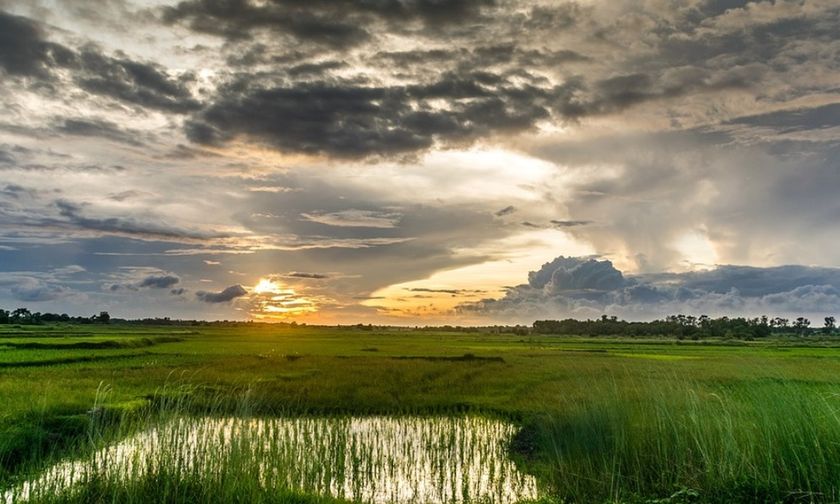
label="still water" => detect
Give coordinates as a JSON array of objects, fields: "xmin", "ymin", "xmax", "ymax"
[{"xmin": 4, "ymin": 416, "xmax": 538, "ymax": 504}]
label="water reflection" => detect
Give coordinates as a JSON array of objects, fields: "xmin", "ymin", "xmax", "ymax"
[{"xmin": 4, "ymin": 416, "xmax": 538, "ymax": 504}]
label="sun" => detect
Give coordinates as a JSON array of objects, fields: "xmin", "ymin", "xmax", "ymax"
[
  {"xmin": 250, "ymin": 277, "xmax": 319, "ymax": 320},
  {"xmin": 253, "ymin": 278, "xmax": 281, "ymax": 294}
]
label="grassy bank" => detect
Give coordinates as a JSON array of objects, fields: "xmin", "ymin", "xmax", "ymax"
[{"xmin": 3, "ymin": 324, "xmax": 840, "ymax": 502}]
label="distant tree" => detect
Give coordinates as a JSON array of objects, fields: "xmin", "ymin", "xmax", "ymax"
[
  {"xmin": 11, "ymin": 308, "xmax": 31, "ymax": 323},
  {"xmin": 0, "ymin": 309, "xmax": 8, "ymax": 324},
  {"xmin": 824, "ymin": 316, "xmax": 836, "ymax": 334},
  {"xmin": 793, "ymin": 317, "xmax": 811, "ymax": 336},
  {"xmin": 98, "ymin": 311, "xmax": 111, "ymax": 324}
]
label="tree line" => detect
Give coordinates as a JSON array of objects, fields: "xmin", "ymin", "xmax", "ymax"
[
  {"xmin": 0, "ymin": 308, "xmax": 110, "ymax": 325},
  {"xmin": 532, "ymin": 314, "xmax": 836, "ymax": 339}
]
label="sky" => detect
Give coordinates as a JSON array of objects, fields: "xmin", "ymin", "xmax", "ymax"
[{"xmin": 1, "ymin": 0, "xmax": 839, "ymax": 324}]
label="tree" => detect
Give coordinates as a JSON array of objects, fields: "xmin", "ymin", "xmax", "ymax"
[
  {"xmin": 793, "ymin": 317, "xmax": 811, "ymax": 336},
  {"xmin": 11, "ymin": 308, "xmax": 31, "ymax": 323},
  {"xmin": 0, "ymin": 309, "xmax": 8, "ymax": 324},
  {"xmin": 824, "ymin": 316, "xmax": 836, "ymax": 334},
  {"xmin": 98, "ymin": 311, "xmax": 111, "ymax": 324}
]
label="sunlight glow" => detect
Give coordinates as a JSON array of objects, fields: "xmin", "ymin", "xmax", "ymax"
[{"xmin": 250, "ymin": 278, "xmax": 319, "ymax": 320}]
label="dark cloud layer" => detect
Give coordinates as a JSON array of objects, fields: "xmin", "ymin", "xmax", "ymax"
[
  {"xmin": 138, "ymin": 274, "xmax": 180, "ymax": 289},
  {"xmin": 55, "ymin": 118, "xmax": 145, "ymax": 146},
  {"xmin": 187, "ymin": 73, "xmax": 552, "ymax": 158},
  {"xmin": 0, "ymin": 11, "xmax": 74, "ymax": 78},
  {"xmin": 0, "ymin": 11, "xmax": 199, "ymax": 113},
  {"xmin": 74, "ymin": 48, "xmax": 201, "ymax": 113},
  {"xmin": 196, "ymin": 284, "xmax": 248, "ymax": 303},
  {"xmin": 162, "ymin": 0, "xmax": 494, "ymax": 47},
  {"xmin": 460, "ymin": 256, "xmax": 840, "ymax": 322}
]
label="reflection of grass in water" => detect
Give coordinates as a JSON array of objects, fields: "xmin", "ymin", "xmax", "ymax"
[{"xmin": 5, "ymin": 386, "xmax": 536, "ymax": 504}]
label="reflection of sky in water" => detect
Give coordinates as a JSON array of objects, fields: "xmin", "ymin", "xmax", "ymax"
[{"xmin": 4, "ymin": 416, "xmax": 538, "ymax": 504}]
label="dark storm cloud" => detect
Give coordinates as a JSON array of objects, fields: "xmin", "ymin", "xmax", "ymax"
[
  {"xmin": 551, "ymin": 69, "xmax": 758, "ymax": 121},
  {"xmin": 74, "ymin": 48, "xmax": 201, "ymax": 113},
  {"xmin": 286, "ymin": 60, "xmax": 346, "ymax": 78},
  {"xmin": 162, "ymin": 0, "xmax": 369, "ymax": 47},
  {"xmin": 0, "ymin": 11, "xmax": 74, "ymax": 79},
  {"xmin": 460, "ymin": 256, "xmax": 840, "ymax": 322},
  {"xmin": 185, "ymin": 61, "xmax": 761, "ymax": 158},
  {"xmin": 651, "ymin": 4, "xmax": 840, "ymax": 69},
  {"xmin": 106, "ymin": 271, "xmax": 181, "ymax": 292},
  {"xmin": 54, "ymin": 118, "xmax": 145, "ymax": 146},
  {"xmin": 0, "ymin": 10, "xmax": 199, "ymax": 112},
  {"xmin": 138, "ymin": 274, "xmax": 180, "ymax": 289},
  {"xmin": 196, "ymin": 284, "xmax": 247, "ymax": 303},
  {"xmin": 376, "ymin": 45, "xmax": 589, "ymax": 69},
  {"xmin": 162, "ymin": 0, "xmax": 493, "ymax": 47},
  {"xmin": 187, "ymin": 73, "xmax": 551, "ymax": 157}
]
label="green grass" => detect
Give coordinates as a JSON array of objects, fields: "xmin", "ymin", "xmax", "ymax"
[{"xmin": 3, "ymin": 324, "xmax": 840, "ymax": 502}]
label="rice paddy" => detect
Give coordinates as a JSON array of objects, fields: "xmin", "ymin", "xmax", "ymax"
[{"xmin": 4, "ymin": 324, "xmax": 840, "ymax": 502}]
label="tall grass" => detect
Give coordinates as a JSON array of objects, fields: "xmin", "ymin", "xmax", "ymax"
[
  {"xmin": 517, "ymin": 374, "xmax": 840, "ymax": 502},
  {"xmin": 8, "ymin": 372, "xmax": 840, "ymax": 503},
  {"xmin": 4, "ymin": 383, "xmax": 535, "ymax": 504}
]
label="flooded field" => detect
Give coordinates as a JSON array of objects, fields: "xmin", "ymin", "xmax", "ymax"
[{"xmin": 3, "ymin": 416, "xmax": 538, "ymax": 504}]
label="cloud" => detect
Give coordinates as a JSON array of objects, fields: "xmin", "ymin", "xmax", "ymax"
[
  {"xmin": 138, "ymin": 274, "xmax": 180, "ymax": 289},
  {"xmin": 196, "ymin": 284, "xmax": 248, "ymax": 303},
  {"xmin": 185, "ymin": 73, "xmax": 552, "ymax": 158},
  {"xmin": 407, "ymin": 287, "xmax": 486, "ymax": 295},
  {"xmin": 54, "ymin": 118, "xmax": 145, "ymax": 146},
  {"xmin": 300, "ymin": 210, "xmax": 402, "ymax": 228},
  {"xmin": 494, "ymin": 205, "xmax": 516, "ymax": 217},
  {"xmin": 0, "ymin": 11, "xmax": 199, "ymax": 113},
  {"xmin": 162, "ymin": 0, "xmax": 493, "ymax": 47},
  {"xmin": 527, "ymin": 256, "xmax": 626, "ymax": 292},
  {"xmin": 459, "ymin": 256, "xmax": 840, "ymax": 323},
  {"xmin": 10, "ymin": 277, "xmax": 70, "ymax": 302},
  {"xmin": 0, "ymin": 149, "xmax": 15, "ymax": 165},
  {"xmin": 550, "ymin": 220, "xmax": 591, "ymax": 228},
  {"xmin": 52, "ymin": 199, "xmax": 226, "ymax": 242},
  {"xmin": 0, "ymin": 11, "xmax": 73, "ymax": 79},
  {"xmin": 74, "ymin": 48, "xmax": 201, "ymax": 113},
  {"xmin": 284, "ymin": 272, "xmax": 329, "ymax": 279}
]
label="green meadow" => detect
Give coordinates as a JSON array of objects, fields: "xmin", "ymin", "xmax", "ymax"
[{"xmin": 4, "ymin": 324, "xmax": 840, "ymax": 503}]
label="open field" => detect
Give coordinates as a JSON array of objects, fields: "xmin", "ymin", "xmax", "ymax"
[{"xmin": 4, "ymin": 324, "xmax": 840, "ymax": 502}]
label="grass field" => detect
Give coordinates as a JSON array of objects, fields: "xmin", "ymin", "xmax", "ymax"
[{"xmin": 4, "ymin": 324, "xmax": 840, "ymax": 502}]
